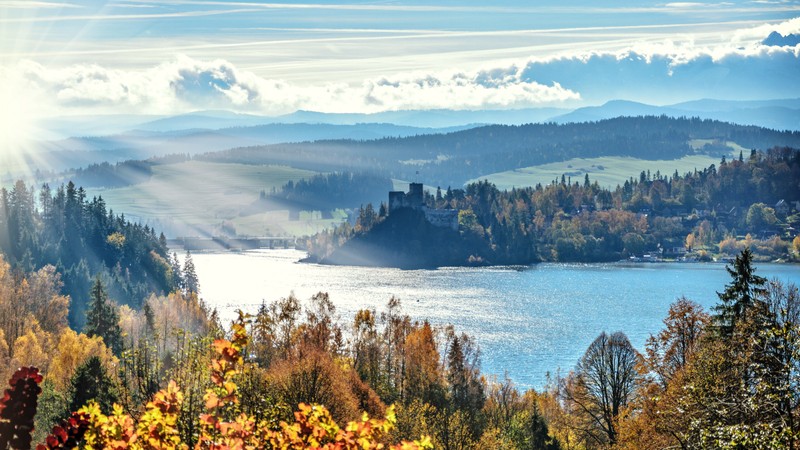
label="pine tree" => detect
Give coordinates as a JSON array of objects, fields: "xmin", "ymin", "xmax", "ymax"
[
  {"xmin": 68, "ymin": 356, "xmax": 118, "ymax": 414},
  {"xmin": 84, "ymin": 277, "xmax": 123, "ymax": 355},
  {"xmin": 713, "ymin": 248, "xmax": 766, "ymax": 338},
  {"xmin": 183, "ymin": 251, "xmax": 199, "ymax": 295}
]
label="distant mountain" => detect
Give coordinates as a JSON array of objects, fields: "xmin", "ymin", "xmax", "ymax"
[
  {"xmin": 553, "ymin": 98, "xmax": 800, "ymax": 131},
  {"xmin": 669, "ymin": 98, "xmax": 800, "ymax": 112},
  {"xmin": 15, "ymin": 122, "xmax": 478, "ymax": 176},
  {"xmin": 21, "ymin": 98, "xmax": 798, "ymax": 178},
  {"xmin": 38, "ymin": 98, "xmax": 800, "ymax": 143},
  {"xmin": 136, "ymin": 110, "xmax": 274, "ymax": 132},
  {"xmin": 38, "ymin": 114, "xmax": 164, "ymax": 140},
  {"xmin": 202, "ymin": 116, "xmax": 800, "ymax": 188},
  {"xmin": 132, "ymin": 108, "xmax": 569, "ymax": 133},
  {"xmin": 552, "ymin": 100, "xmax": 682, "ymax": 123},
  {"xmin": 274, "ymin": 108, "xmax": 569, "ymax": 128}
]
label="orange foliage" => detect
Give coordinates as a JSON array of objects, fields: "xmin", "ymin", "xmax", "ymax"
[{"xmin": 37, "ymin": 314, "xmax": 431, "ymax": 450}]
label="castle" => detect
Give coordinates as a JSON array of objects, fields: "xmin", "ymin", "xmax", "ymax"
[{"xmin": 388, "ymin": 182, "xmax": 459, "ymax": 231}]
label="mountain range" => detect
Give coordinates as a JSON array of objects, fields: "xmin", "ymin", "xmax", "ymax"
[{"xmin": 11, "ymin": 98, "xmax": 798, "ymax": 178}]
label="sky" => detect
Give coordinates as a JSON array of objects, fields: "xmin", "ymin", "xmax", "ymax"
[{"xmin": 1, "ymin": 0, "xmax": 799, "ymax": 122}]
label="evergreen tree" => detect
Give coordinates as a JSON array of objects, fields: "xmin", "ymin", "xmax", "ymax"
[
  {"xmin": 170, "ymin": 251, "xmax": 185, "ymax": 292},
  {"xmin": 183, "ymin": 251, "xmax": 199, "ymax": 295},
  {"xmin": 713, "ymin": 248, "xmax": 767, "ymax": 338},
  {"xmin": 84, "ymin": 277, "xmax": 123, "ymax": 355},
  {"xmin": 68, "ymin": 356, "xmax": 118, "ymax": 414}
]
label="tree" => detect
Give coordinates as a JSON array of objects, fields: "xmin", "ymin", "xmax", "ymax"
[
  {"xmin": 183, "ymin": 251, "xmax": 199, "ymax": 295},
  {"xmin": 404, "ymin": 322, "xmax": 445, "ymax": 407},
  {"xmin": 645, "ymin": 297, "xmax": 709, "ymax": 387},
  {"xmin": 746, "ymin": 203, "xmax": 778, "ymax": 232},
  {"xmin": 68, "ymin": 356, "xmax": 118, "ymax": 414},
  {"xmin": 562, "ymin": 331, "xmax": 640, "ymax": 446},
  {"xmin": 713, "ymin": 248, "xmax": 766, "ymax": 338},
  {"xmin": 84, "ymin": 278, "xmax": 123, "ymax": 355}
]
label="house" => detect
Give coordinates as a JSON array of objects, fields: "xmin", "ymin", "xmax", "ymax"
[{"xmin": 775, "ymin": 199, "xmax": 790, "ymax": 216}]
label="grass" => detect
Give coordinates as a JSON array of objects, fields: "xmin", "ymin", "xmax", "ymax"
[
  {"xmin": 90, "ymin": 161, "xmax": 323, "ymax": 237},
  {"xmin": 472, "ymin": 153, "xmax": 735, "ymax": 190}
]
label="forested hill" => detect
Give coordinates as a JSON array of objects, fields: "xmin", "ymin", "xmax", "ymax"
[
  {"xmin": 307, "ymin": 147, "xmax": 800, "ymax": 267},
  {"xmin": 199, "ymin": 116, "xmax": 800, "ymax": 188},
  {"xmin": 0, "ymin": 181, "xmax": 177, "ymax": 328}
]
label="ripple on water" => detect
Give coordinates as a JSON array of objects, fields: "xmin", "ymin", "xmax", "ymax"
[{"xmin": 189, "ymin": 249, "xmax": 800, "ymax": 390}]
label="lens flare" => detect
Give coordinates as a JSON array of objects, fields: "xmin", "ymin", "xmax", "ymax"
[{"xmin": 0, "ymin": 81, "xmax": 42, "ymax": 178}]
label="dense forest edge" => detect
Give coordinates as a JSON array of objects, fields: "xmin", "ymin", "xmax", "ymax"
[
  {"xmin": 0, "ymin": 180, "xmax": 178, "ymax": 328},
  {"xmin": 307, "ymin": 147, "xmax": 800, "ymax": 268}
]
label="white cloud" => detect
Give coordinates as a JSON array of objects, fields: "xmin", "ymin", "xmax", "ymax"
[
  {"xmin": 519, "ymin": 41, "xmax": 800, "ymax": 105},
  {"xmin": 3, "ymin": 55, "xmax": 579, "ymax": 117},
  {"xmin": 3, "ymin": 17, "xmax": 798, "ymax": 117},
  {"xmin": 731, "ymin": 16, "xmax": 800, "ymax": 42}
]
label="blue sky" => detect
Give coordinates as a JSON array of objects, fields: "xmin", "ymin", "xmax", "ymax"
[{"xmin": 1, "ymin": 0, "xmax": 799, "ymax": 118}]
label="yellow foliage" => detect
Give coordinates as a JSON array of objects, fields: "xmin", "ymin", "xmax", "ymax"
[
  {"xmin": 107, "ymin": 232, "xmax": 126, "ymax": 249},
  {"xmin": 0, "ymin": 328, "xmax": 10, "ymax": 381},
  {"xmin": 119, "ymin": 304, "xmax": 145, "ymax": 343},
  {"xmin": 10, "ymin": 321, "xmax": 51, "ymax": 374},
  {"xmin": 55, "ymin": 321, "xmax": 431, "ymax": 450},
  {"xmin": 147, "ymin": 291, "xmax": 211, "ymax": 340},
  {"xmin": 47, "ymin": 328, "xmax": 118, "ymax": 391}
]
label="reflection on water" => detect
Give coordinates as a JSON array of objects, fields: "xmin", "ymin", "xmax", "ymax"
[{"xmin": 191, "ymin": 249, "xmax": 800, "ymax": 390}]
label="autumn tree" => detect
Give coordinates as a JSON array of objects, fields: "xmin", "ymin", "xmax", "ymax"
[
  {"xmin": 561, "ymin": 331, "xmax": 640, "ymax": 446},
  {"xmin": 404, "ymin": 321, "xmax": 445, "ymax": 407},
  {"xmin": 645, "ymin": 297, "xmax": 709, "ymax": 387},
  {"xmin": 618, "ymin": 298, "xmax": 710, "ymax": 449}
]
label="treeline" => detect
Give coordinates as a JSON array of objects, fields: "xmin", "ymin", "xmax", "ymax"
[
  {"xmin": 310, "ymin": 147, "xmax": 800, "ymax": 265},
  {"xmin": 0, "ymin": 180, "xmax": 176, "ymax": 328},
  {"xmin": 3, "ymin": 247, "xmax": 798, "ymax": 448},
  {"xmin": 70, "ymin": 160, "xmax": 153, "ymax": 188},
  {"xmin": 198, "ymin": 116, "xmax": 800, "ymax": 187},
  {"xmin": 552, "ymin": 249, "xmax": 800, "ymax": 449},
  {"xmin": 0, "ymin": 255, "xmax": 551, "ymax": 448},
  {"xmin": 256, "ymin": 171, "xmax": 393, "ymax": 212}
]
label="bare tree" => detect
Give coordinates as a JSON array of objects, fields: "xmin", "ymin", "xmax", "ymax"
[{"xmin": 562, "ymin": 331, "xmax": 640, "ymax": 446}]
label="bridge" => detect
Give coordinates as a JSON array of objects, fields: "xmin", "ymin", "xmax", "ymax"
[{"xmin": 167, "ymin": 236, "xmax": 296, "ymax": 251}]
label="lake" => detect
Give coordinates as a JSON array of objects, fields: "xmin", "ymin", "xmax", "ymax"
[{"xmin": 190, "ymin": 249, "xmax": 800, "ymax": 390}]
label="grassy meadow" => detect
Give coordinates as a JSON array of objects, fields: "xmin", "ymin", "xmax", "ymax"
[{"xmin": 471, "ymin": 153, "xmax": 733, "ymax": 190}]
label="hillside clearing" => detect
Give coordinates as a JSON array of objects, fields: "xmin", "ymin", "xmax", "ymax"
[{"xmin": 472, "ymin": 154, "xmax": 731, "ymax": 190}]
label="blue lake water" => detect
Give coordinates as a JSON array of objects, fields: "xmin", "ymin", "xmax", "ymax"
[{"xmin": 191, "ymin": 249, "xmax": 800, "ymax": 390}]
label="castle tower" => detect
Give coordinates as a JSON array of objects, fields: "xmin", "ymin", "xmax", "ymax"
[{"xmin": 407, "ymin": 182, "xmax": 424, "ymax": 208}]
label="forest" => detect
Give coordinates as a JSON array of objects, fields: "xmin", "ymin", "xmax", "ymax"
[
  {"xmin": 308, "ymin": 147, "xmax": 800, "ymax": 267},
  {"xmin": 0, "ymin": 242, "xmax": 798, "ymax": 449},
  {"xmin": 199, "ymin": 116, "xmax": 800, "ymax": 188},
  {"xmin": 246, "ymin": 172, "xmax": 393, "ymax": 215},
  {"xmin": 70, "ymin": 161, "xmax": 153, "ymax": 189},
  {"xmin": 0, "ymin": 180, "xmax": 177, "ymax": 328},
  {"xmin": 0, "ymin": 140, "xmax": 798, "ymax": 449}
]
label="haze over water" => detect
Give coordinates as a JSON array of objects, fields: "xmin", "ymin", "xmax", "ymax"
[{"xmin": 191, "ymin": 249, "xmax": 800, "ymax": 389}]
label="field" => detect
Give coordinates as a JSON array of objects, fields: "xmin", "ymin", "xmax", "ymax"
[
  {"xmin": 90, "ymin": 161, "xmax": 322, "ymax": 237},
  {"xmin": 472, "ymin": 154, "xmax": 732, "ymax": 190}
]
